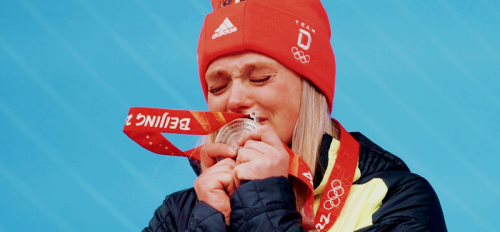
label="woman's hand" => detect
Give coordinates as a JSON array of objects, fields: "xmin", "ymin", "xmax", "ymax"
[
  {"xmin": 194, "ymin": 143, "xmax": 238, "ymax": 225},
  {"xmin": 233, "ymin": 125, "xmax": 290, "ymax": 187}
]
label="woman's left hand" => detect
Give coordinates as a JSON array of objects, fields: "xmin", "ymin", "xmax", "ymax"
[{"xmin": 232, "ymin": 125, "xmax": 290, "ymax": 187}]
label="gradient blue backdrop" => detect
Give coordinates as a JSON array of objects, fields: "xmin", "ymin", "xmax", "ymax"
[{"xmin": 1, "ymin": 0, "xmax": 499, "ymax": 231}]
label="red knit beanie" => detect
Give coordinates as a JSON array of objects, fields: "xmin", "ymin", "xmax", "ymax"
[{"xmin": 197, "ymin": 0, "xmax": 336, "ymax": 112}]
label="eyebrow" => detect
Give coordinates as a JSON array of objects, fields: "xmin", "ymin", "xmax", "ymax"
[
  {"xmin": 206, "ymin": 62, "xmax": 273, "ymax": 80},
  {"xmin": 241, "ymin": 63, "xmax": 256, "ymax": 78}
]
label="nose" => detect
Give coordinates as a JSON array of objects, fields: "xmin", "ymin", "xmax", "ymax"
[{"xmin": 227, "ymin": 81, "xmax": 253, "ymax": 113}]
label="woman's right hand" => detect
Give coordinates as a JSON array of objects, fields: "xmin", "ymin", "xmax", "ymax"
[{"xmin": 194, "ymin": 143, "xmax": 238, "ymax": 225}]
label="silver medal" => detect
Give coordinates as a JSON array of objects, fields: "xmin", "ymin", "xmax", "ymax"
[{"xmin": 215, "ymin": 112, "xmax": 260, "ymax": 161}]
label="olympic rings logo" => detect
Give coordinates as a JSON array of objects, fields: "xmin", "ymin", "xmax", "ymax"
[
  {"xmin": 291, "ymin": 47, "xmax": 310, "ymax": 63},
  {"xmin": 323, "ymin": 180, "xmax": 344, "ymax": 210}
]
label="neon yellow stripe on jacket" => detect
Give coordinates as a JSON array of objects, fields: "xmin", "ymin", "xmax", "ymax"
[{"xmin": 313, "ymin": 138, "xmax": 388, "ymax": 231}]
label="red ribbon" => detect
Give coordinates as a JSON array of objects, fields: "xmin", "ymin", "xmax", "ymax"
[
  {"xmin": 314, "ymin": 120, "xmax": 360, "ymax": 231},
  {"xmin": 123, "ymin": 107, "xmax": 359, "ymax": 231}
]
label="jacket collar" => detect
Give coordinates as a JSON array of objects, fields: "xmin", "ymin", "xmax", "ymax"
[{"xmin": 314, "ymin": 132, "xmax": 410, "ymax": 188}]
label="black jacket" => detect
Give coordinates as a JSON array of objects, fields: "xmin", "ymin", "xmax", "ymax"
[{"xmin": 143, "ymin": 132, "xmax": 447, "ymax": 232}]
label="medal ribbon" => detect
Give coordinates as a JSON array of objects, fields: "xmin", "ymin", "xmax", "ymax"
[
  {"xmin": 314, "ymin": 119, "xmax": 360, "ymax": 231},
  {"xmin": 123, "ymin": 107, "xmax": 246, "ymax": 159},
  {"xmin": 123, "ymin": 107, "xmax": 358, "ymax": 231}
]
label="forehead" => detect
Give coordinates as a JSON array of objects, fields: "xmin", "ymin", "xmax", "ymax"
[{"xmin": 205, "ymin": 51, "xmax": 282, "ymax": 76}]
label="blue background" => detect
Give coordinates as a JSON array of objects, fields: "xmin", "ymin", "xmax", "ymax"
[{"xmin": 1, "ymin": 0, "xmax": 499, "ymax": 231}]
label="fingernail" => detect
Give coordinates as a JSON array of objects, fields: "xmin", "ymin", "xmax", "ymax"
[{"xmin": 227, "ymin": 147, "xmax": 237, "ymax": 155}]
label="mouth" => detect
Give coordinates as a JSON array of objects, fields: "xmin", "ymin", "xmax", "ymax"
[
  {"xmin": 243, "ymin": 112, "xmax": 267, "ymax": 125},
  {"xmin": 257, "ymin": 118, "xmax": 267, "ymax": 126}
]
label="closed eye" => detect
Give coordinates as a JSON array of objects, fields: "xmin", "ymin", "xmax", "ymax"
[
  {"xmin": 251, "ymin": 76, "xmax": 271, "ymax": 84},
  {"xmin": 208, "ymin": 85, "xmax": 226, "ymax": 94}
]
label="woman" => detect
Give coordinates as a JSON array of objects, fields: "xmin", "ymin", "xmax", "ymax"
[
  {"xmin": 144, "ymin": 0, "xmax": 447, "ymax": 231},
  {"xmin": 197, "ymin": 51, "xmax": 335, "ymax": 226}
]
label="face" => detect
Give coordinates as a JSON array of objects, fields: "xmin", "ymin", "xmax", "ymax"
[{"xmin": 205, "ymin": 51, "xmax": 302, "ymax": 145}]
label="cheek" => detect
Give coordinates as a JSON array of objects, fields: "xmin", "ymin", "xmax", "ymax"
[
  {"xmin": 268, "ymin": 84, "xmax": 300, "ymax": 113},
  {"xmin": 279, "ymin": 80, "xmax": 301, "ymax": 126},
  {"xmin": 207, "ymin": 95, "xmax": 226, "ymax": 112}
]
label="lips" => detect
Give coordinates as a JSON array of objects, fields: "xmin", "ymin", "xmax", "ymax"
[
  {"xmin": 242, "ymin": 111, "xmax": 266, "ymax": 124},
  {"xmin": 258, "ymin": 118, "xmax": 267, "ymax": 126}
]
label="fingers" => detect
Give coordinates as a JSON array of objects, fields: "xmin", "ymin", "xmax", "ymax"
[
  {"xmin": 232, "ymin": 163, "xmax": 252, "ymax": 188},
  {"xmin": 232, "ymin": 127, "xmax": 290, "ymax": 186},
  {"xmin": 198, "ymin": 125, "xmax": 290, "ymax": 204},
  {"xmin": 235, "ymin": 141, "xmax": 275, "ymax": 165},
  {"xmin": 200, "ymin": 142, "xmax": 238, "ymax": 171},
  {"xmin": 225, "ymin": 174, "xmax": 237, "ymax": 197},
  {"xmin": 193, "ymin": 158, "xmax": 237, "ymax": 221},
  {"xmin": 201, "ymin": 157, "xmax": 236, "ymax": 177},
  {"xmin": 210, "ymin": 161, "xmax": 236, "ymax": 195},
  {"xmin": 237, "ymin": 125, "xmax": 285, "ymax": 153},
  {"xmin": 198, "ymin": 158, "xmax": 237, "ymax": 196},
  {"xmin": 232, "ymin": 162, "xmax": 259, "ymax": 188},
  {"xmin": 235, "ymin": 126, "xmax": 288, "ymax": 167}
]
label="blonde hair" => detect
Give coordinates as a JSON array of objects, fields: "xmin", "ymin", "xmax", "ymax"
[
  {"xmin": 200, "ymin": 79, "xmax": 338, "ymax": 223},
  {"xmin": 291, "ymin": 79, "xmax": 338, "ymax": 212}
]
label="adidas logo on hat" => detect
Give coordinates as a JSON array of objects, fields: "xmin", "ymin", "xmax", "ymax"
[{"xmin": 212, "ymin": 18, "xmax": 237, "ymax": 39}]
